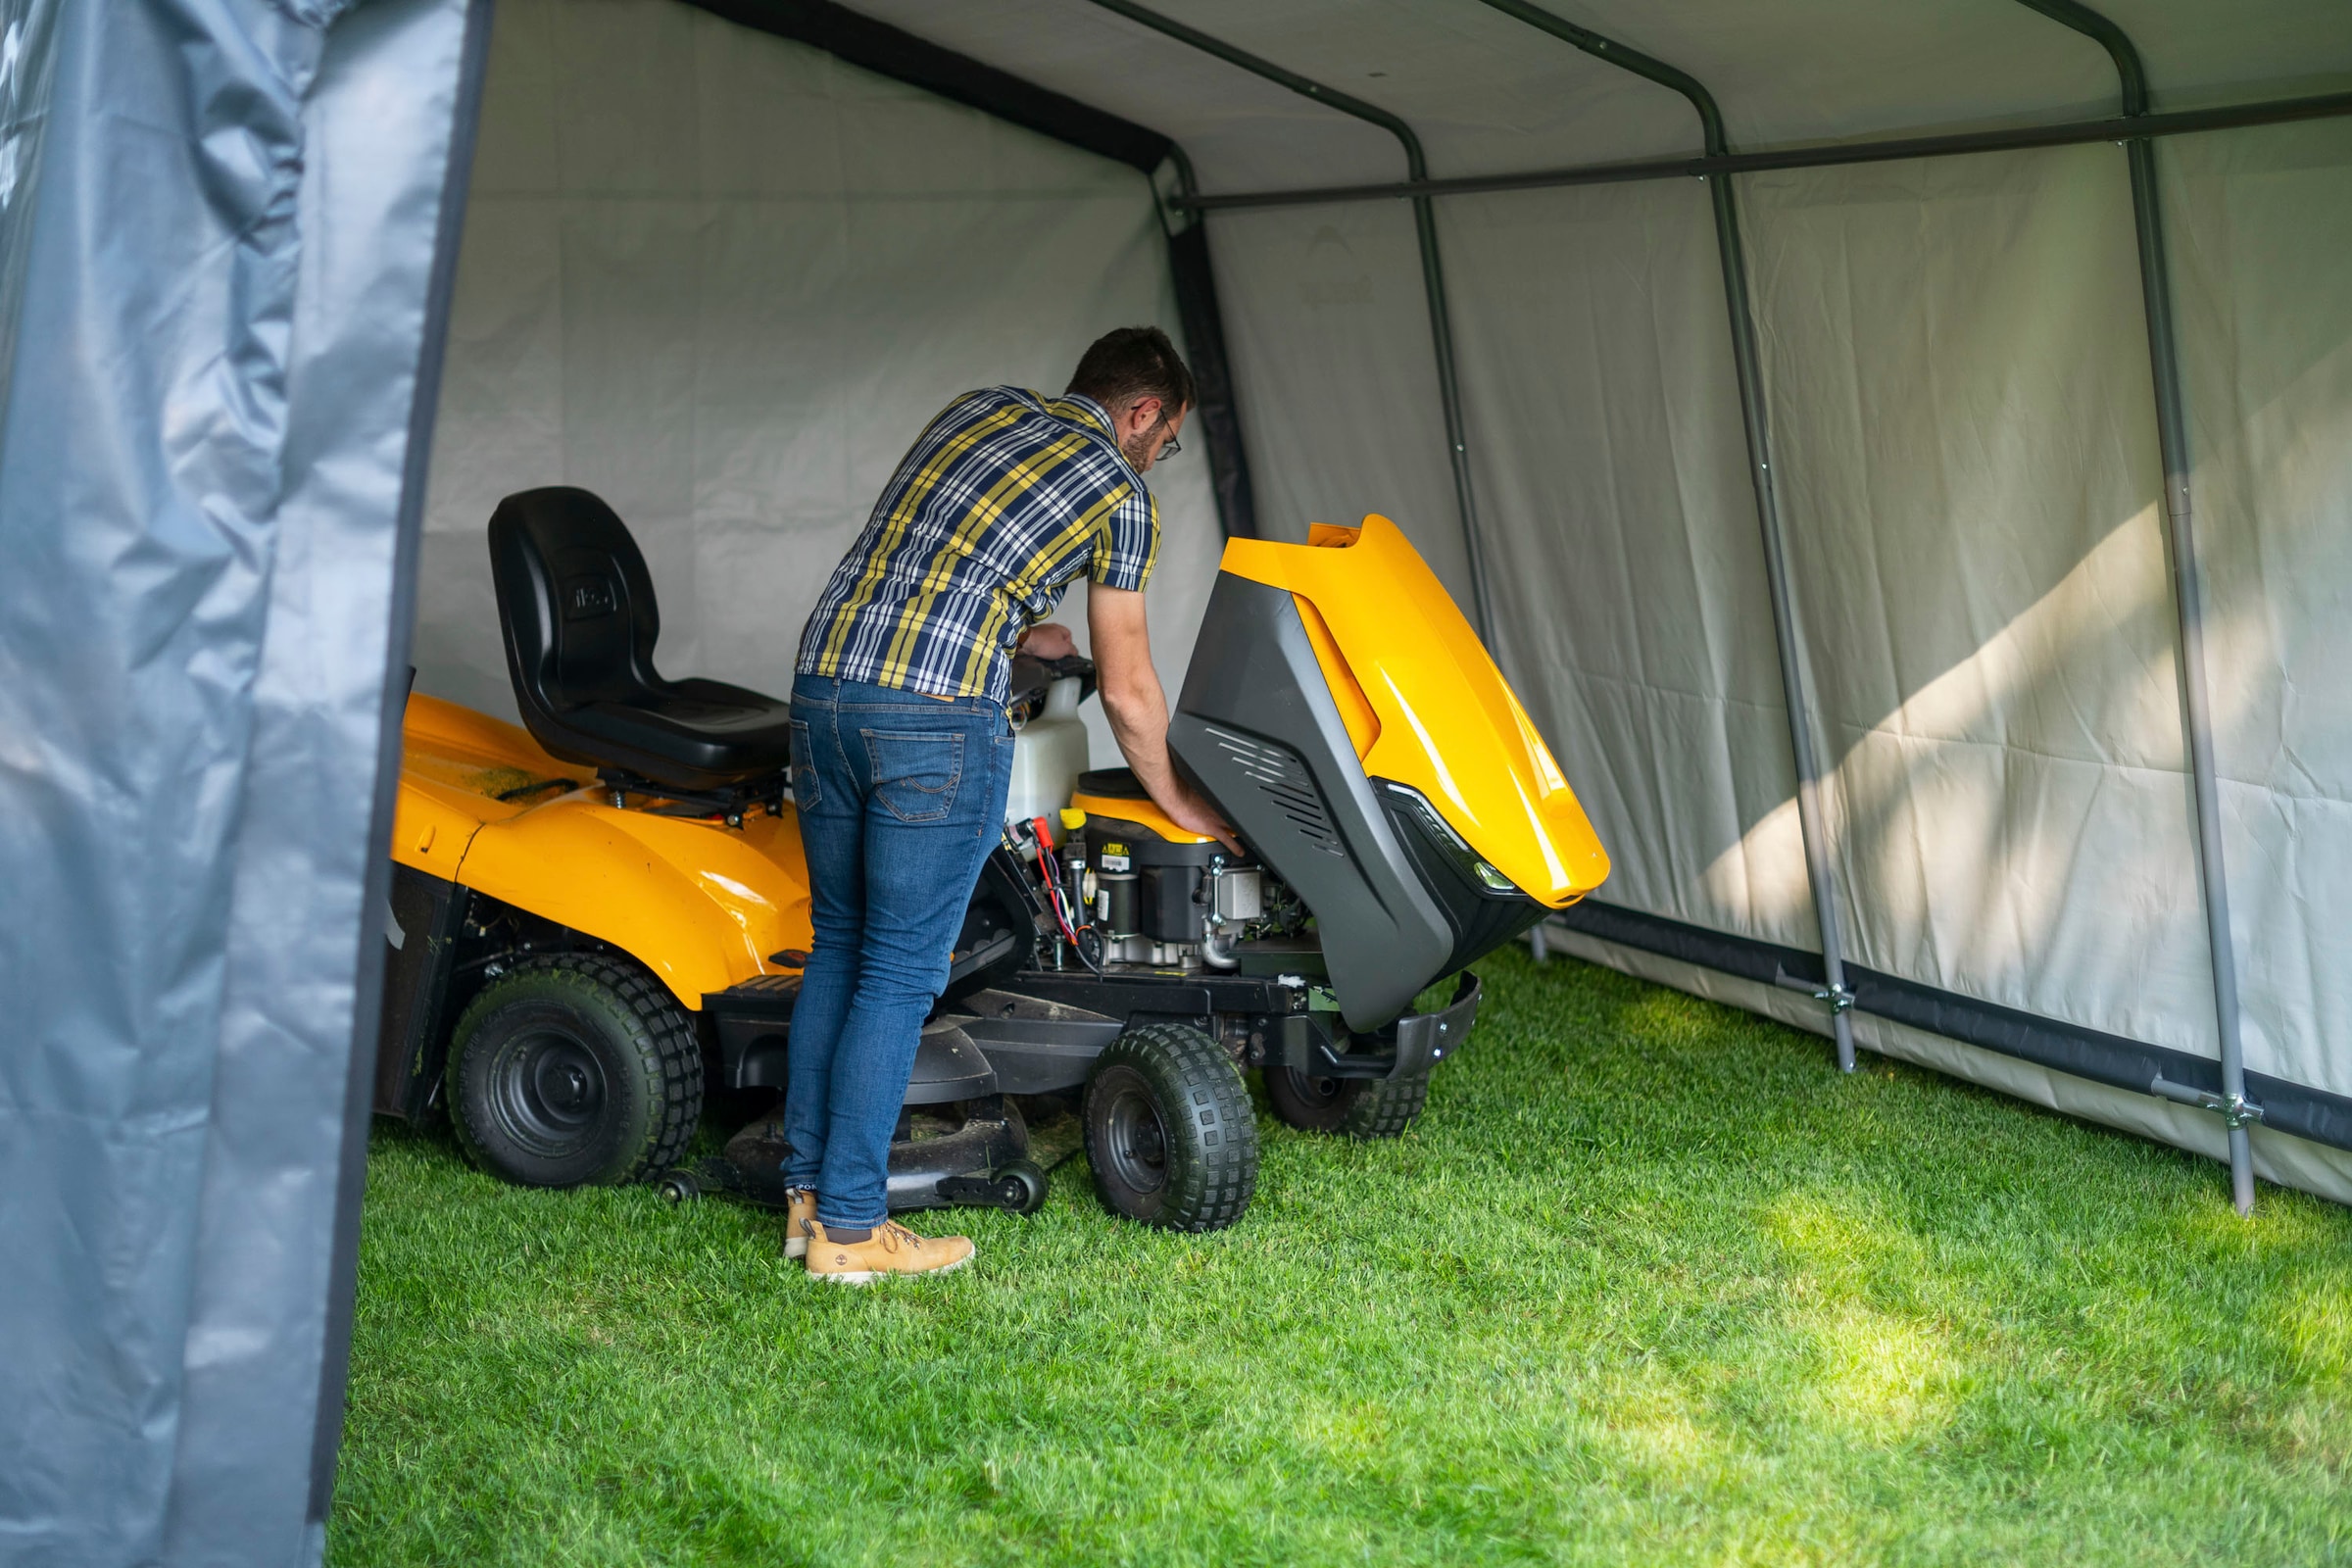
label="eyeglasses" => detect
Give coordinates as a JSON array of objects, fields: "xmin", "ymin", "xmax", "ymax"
[{"xmin": 1154, "ymin": 433, "xmax": 1182, "ymax": 462}]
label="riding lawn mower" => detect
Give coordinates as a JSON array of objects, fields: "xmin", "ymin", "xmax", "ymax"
[{"xmin": 372, "ymin": 490, "xmax": 1608, "ymax": 1232}]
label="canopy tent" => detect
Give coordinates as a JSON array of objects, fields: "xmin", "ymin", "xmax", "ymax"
[{"xmin": 3, "ymin": 0, "xmax": 2348, "ymax": 1560}]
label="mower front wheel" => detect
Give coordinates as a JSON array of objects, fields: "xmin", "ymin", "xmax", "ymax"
[
  {"xmin": 1264, "ymin": 1060, "xmax": 1431, "ymax": 1140},
  {"xmin": 448, "ymin": 954, "xmax": 704, "ymax": 1188},
  {"xmin": 1082, "ymin": 1023, "xmax": 1257, "ymax": 1232}
]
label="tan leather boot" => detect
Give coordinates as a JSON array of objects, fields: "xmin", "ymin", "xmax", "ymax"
[
  {"xmin": 804, "ymin": 1219, "xmax": 975, "ymax": 1284},
  {"xmin": 783, "ymin": 1190, "xmax": 817, "ymax": 1259}
]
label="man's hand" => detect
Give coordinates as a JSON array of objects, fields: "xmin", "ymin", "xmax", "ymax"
[
  {"xmin": 1088, "ymin": 583, "xmax": 1243, "ymax": 857},
  {"xmin": 1157, "ymin": 779, "xmax": 1242, "ymax": 853},
  {"xmin": 1019, "ymin": 622, "xmax": 1077, "ymax": 661}
]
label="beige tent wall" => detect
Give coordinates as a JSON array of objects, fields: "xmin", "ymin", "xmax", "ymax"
[
  {"xmin": 1435, "ymin": 179, "xmax": 1811, "ymax": 949},
  {"xmin": 413, "ymin": 0, "xmax": 1227, "ymax": 768},
  {"xmin": 1203, "ymin": 203, "xmax": 1473, "ymax": 599},
  {"xmin": 1228, "ymin": 131, "xmax": 2352, "ymax": 1199},
  {"xmin": 1737, "ymin": 143, "xmax": 2216, "ymax": 1054},
  {"xmin": 2167, "ymin": 118, "xmax": 2352, "ymax": 1108}
]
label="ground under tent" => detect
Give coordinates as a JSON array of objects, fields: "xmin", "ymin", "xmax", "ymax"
[{"xmin": 3, "ymin": 0, "xmax": 2349, "ymax": 1560}]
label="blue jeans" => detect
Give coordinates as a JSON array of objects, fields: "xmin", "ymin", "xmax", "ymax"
[{"xmin": 782, "ymin": 674, "xmax": 1014, "ymax": 1228}]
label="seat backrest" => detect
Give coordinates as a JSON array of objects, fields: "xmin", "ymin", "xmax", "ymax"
[{"xmin": 488, "ymin": 487, "xmax": 664, "ymax": 722}]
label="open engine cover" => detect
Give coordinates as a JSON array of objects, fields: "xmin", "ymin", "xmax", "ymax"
[{"xmin": 1170, "ymin": 575, "xmax": 1454, "ymax": 1031}]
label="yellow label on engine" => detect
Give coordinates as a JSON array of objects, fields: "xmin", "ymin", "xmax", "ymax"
[{"xmin": 1101, "ymin": 842, "xmax": 1131, "ymax": 871}]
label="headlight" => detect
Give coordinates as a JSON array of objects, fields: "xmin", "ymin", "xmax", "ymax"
[{"xmin": 1375, "ymin": 780, "xmax": 1522, "ymax": 900}]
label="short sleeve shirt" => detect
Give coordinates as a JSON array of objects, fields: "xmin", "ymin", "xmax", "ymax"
[{"xmin": 796, "ymin": 388, "xmax": 1160, "ymax": 704}]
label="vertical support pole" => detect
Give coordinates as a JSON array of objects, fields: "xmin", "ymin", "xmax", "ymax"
[
  {"xmin": 2015, "ymin": 0, "xmax": 2254, "ymax": 1213},
  {"xmin": 1155, "ymin": 147, "xmax": 1261, "ymax": 541},
  {"xmin": 1470, "ymin": 0, "xmax": 1856, "ymax": 1067},
  {"xmin": 1083, "ymin": 0, "xmax": 1494, "ymax": 636},
  {"xmin": 1707, "ymin": 174, "xmax": 1857, "ymax": 1072},
  {"xmin": 1408, "ymin": 190, "xmax": 1493, "ymax": 636}
]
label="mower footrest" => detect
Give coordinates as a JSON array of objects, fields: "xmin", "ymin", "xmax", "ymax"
[
  {"xmin": 1300, "ymin": 970, "xmax": 1482, "ymax": 1081},
  {"xmin": 1382, "ymin": 971, "xmax": 1480, "ymax": 1080}
]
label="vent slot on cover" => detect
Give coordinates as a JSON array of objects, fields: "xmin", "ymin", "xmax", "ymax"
[{"xmin": 1203, "ymin": 725, "xmax": 1346, "ymax": 857}]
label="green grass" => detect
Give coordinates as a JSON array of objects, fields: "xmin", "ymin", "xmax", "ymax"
[{"xmin": 331, "ymin": 949, "xmax": 2352, "ymax": 1567}]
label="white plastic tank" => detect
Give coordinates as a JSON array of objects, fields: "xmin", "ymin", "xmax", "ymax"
[{"xmin": 1003, "ymin": 677, "xmax": 1091, "ymax": 826}]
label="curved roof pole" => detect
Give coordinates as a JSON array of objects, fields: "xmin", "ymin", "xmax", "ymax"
[
  {"xmin": 1083, "ymin": 0, "xmax": 1495, "ymax": 638},
  {"xmin": 2015, "ymin": 1, "xmax": 2257, "ymax": 1215},
  {"xmin": 1471, "ymin": 0, "xmax": 1857, "ymax": 1072}
]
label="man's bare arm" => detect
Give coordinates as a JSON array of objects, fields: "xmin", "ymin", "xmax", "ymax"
[{"xmin": 1087, "ymin": 582, "xmax": 1241, "ymax": 855}]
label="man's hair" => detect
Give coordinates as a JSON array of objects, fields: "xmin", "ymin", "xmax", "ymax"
[{"xmin": 1066, "ymin": 325, "xmax": 1195, "ymax": 416}]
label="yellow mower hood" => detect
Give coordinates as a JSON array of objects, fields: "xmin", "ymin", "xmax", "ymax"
[{"xmin": 1217, "ymin": 515, "xmax": 1608, "ymax": 907}]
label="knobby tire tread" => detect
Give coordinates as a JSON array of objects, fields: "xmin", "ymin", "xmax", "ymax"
[
  {"xmin": 1340, "ymin": 1068, "xmax": 1430, "ymax": 1140},
  {"xmin": 449, "ymin": 952, "xmax": 703, "ymax": 1185},
  {"xmin": 1088, "ymin": 1021, "xmax": 1257, "ymax": 1233}
]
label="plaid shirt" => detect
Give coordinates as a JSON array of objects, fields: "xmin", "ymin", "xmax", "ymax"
[{"xmin": 797, "ymin": 387, "xmax": 1160, "ymax": 703}]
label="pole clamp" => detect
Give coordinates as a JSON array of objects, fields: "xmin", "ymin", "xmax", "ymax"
[
  {"xmin": 2150, "ymin": 1075, "xmax": 2265, "ymax": 1129},
  {"xmin": 1772, "ymin": 966, "xmax": 1855, "ymax": 1014}
]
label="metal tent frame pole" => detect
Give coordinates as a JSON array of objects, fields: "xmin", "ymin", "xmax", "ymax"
[
  {"xmin": 1166, "ymin": 90, "xmax": 2352, "ymax": 214},
  {"xmin": 1471, "ymin": 0, "xmax": 1856, "ymax": 1070},
  {"xmin": 1158, "ymin": 144, "xmax": 1261, "ymax": 540},
  {"xmin": 1083, "ymin": 0, "xmax": 1495, "ymax": 637},
  {"xmin": 2015, "ymin": 0, "xmax": 2259, "ymax": 1214}
]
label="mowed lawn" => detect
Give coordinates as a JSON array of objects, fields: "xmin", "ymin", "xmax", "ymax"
[{"xmin": 331, "ymin": 947, "xmax": 2352, "ymax": 1567}]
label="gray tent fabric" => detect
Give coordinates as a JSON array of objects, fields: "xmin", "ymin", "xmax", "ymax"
[
  {"xmin": 0, "ymin": 0, "xmax": 62, "ymax": 423},
  {"xmin": 0, "ymin": 0, "xmax": 485, "ymax": 1562}
]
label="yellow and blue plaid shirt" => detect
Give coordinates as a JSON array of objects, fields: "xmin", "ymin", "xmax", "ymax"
[{"xmin": 797, "ymin": 387, "xmax": 1161, "ymax": 704}]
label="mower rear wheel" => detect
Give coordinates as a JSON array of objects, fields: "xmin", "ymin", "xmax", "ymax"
[
  {"xmin": 1082, "ymin": 1023, "xmax": 1256, "ymax": 1232},
  {"xmin": 448, "ymin": 954, "xmax": 704, "ymax": 1188},
  {"xmin": 1264, "ymin": 1060, "xmax": 1431, "ymax": 1140}
]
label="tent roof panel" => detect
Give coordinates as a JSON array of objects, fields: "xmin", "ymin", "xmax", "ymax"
[
  {"xmin": 2094, "ymin": 0, "xmax": 2352, "ymax": 110},
  {"xmin": 837, "ymin": 0, "xmax": 1409, "ymax": 187},
  {"xmin": 838, "ymin": 0, "xmax": 1702, "ymax": 183},
  {"xmin": 1546, "ymin": 0, "xmax": 2120, "ymax": 148},
  {"xmin": 836, "ymin": 1, "xmax": 2350, "ymax": 196},
  {"xmin": 1088, "ymin": 0, "xmax": 1708, "ymax": 172}
]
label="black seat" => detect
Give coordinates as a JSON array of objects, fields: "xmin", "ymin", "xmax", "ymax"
[{"xmin": 488, "ymin": 487, "xmax": 793, "ymax": 794}]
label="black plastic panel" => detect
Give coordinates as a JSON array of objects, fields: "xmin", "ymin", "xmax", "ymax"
[
  {"xmin": 706, "ymin": 972, "xmax": 800, "ymax": 1090},
  {"xmin": 1168, "ymin": 574, "xmax": 1451, "ymax": 1030},
  {"xmin": 372, "ymin": 865, "xmax": 471, "ymax": 1119},
  {"xmin": 905, "ymin": 1023, "xmax": 998, "ymax": 1106}
]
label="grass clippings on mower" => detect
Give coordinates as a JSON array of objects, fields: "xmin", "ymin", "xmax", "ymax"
[{"xmin": 332, "ymin": 946, "xmax": 2352, "ymax": 1567}]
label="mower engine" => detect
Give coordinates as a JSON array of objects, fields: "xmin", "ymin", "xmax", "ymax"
[
  {"xmin": 1016, "ymin": 791, "xmax": 1268, "ymax": 972},
  {"xmin": 1083, "ymin": 815, "xmax": 1261, "ymax": 968}
]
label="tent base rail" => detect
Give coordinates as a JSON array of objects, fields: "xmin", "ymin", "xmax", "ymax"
[{"xmin": 1543, "ymin": 900, "xmax": 2352, "ymax": 1158}]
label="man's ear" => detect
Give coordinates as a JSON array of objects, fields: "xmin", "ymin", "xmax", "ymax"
[{"xmin": 1124, "ymin": 395, "xmax": 1163, "ymax": 432}]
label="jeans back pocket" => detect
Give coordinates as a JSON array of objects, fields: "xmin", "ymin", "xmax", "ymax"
[{"xmin": 860, "ymin": 729, "xmax": 966, "ymax": 823}]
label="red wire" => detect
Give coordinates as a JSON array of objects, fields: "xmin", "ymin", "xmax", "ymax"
[{"xmin": 1028, "ymin": 817, "xmax": 1086, "ymax": 948}]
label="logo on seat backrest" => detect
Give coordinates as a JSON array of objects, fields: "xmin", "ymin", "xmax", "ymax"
[{"xmin": 564, "ymin": 575, "xmax": 617, "ymax": 619}]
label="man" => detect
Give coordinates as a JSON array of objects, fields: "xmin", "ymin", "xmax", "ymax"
[{"xmin": 782, "ymin": 326, "xmax": 1235, "ymax": 1283}]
